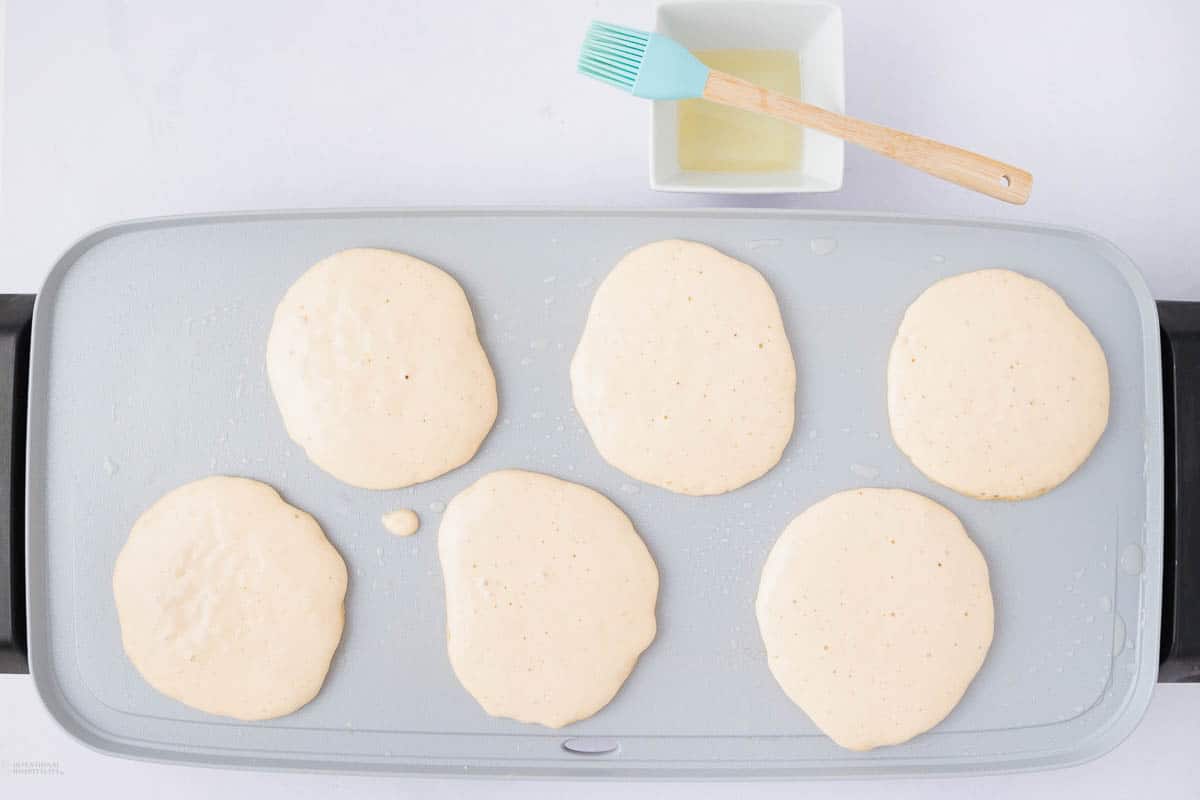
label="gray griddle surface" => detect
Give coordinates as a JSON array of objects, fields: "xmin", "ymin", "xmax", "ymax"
[{"xmin": 26, "ymin": 210, "xmax": 1162, "ymax": 777}]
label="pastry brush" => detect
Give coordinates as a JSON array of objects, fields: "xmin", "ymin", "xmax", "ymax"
[{"xmin": 578, "ymin": 21, "xmax": 1032, "ymax": 204}]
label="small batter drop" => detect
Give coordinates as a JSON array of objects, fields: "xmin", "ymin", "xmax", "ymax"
[{"xmin": 381, "ymin": 508, "xmax": 420, "ymax": 537}]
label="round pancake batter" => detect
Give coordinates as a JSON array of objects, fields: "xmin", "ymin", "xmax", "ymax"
[
  {"xmin": 267, "ymin": 247, "xmax": 497, "ymax": 490},
  {"xmin": 438, "ymin": 469, "xmax": 659, "ymax": 728},
  {"xmin": 888, "ymin": 268, "xmax": 1109, "ymax": 500},
  {"xmin": 112, "ymin": 476, "xmax": 348, "ymax": 721},
  {"xmin": 756, "ymin": 488, "xmax": 993, "ymax": 751},
  {"xmin": 571, "ymin": 239, "xmax": 796, "ymax": 496}
]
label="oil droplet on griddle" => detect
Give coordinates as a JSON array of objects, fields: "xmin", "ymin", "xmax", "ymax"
[
  {"xmin": 748, "ymin": 238, "xmax": 783, "ymax": 250},
  {"xmin": 850, "ymin": 463, "xmax": 879, "ymax": 480},
  {"xmin": 1119, "ymin": 543, "xmax": 1144, "ymax": 575},
  {"xmin": 809, "ymin": 238, "xmax": 838, "ymax": 256}
]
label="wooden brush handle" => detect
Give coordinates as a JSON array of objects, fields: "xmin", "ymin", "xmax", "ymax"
[{"xmin": 704, "ymin": 70, "xmax": 1033, "ymax": 205}]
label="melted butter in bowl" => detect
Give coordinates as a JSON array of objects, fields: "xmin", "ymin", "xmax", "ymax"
[{"xmin": 678, "ymin": 50, "xmax": 802, "ymax": 173}]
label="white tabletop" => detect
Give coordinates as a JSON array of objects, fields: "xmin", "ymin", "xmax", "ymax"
[{"xmin": 2, "ymin": 0, "xmax": 1199, "ymax": 796}]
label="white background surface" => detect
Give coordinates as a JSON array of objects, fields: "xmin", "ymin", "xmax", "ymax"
[{"xmin": 1, "ymin": 0, "xmax": 1198, "ymax": 797}]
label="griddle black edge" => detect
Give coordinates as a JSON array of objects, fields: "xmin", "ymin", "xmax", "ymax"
[
  {"xmin": 1, "ymin": 294, "xmax": 33, "ymax": 674},
  {"xmin": 1158, "ymin": 301, "xmax": 1200, "ymax": 681},
  {"xmin": 0, "ymin": 294, "xmax": 1198, "ymax": 680}
]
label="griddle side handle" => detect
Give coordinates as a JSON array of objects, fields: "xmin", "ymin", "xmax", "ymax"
[
  {"xmin": 1159, "ymin": 300, "xmax": 1200, "ymax": 682},
  {"xmin": 0, "ymin": 295, "xmax": 33, "ymax": 674}
]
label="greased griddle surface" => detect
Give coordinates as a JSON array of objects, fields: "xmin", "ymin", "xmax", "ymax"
[{"xmin": 26, "ymin": 210, "xmax": 1162, "ymax": 777}]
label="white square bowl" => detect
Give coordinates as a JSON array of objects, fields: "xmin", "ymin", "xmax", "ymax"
[{"xmin": 651, "ymin": 0, "xmax": 845, "ymax": 194}]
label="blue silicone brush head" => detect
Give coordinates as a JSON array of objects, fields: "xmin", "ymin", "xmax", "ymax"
[{"xmin": 577, "ymin": 21, "xmax": 711, "ymax": 100}]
